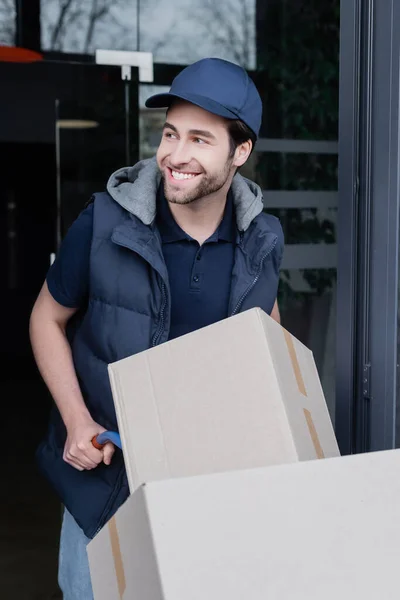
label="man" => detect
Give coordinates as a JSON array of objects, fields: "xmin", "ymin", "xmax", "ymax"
[{"xmin": 30, "ymin": 57, "xmax": 284, "ymax": 598}]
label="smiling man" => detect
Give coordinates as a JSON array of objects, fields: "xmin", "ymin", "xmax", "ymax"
[{"xmin": 29, "ymin": 58, "xmax": 284, "ymax": 599}]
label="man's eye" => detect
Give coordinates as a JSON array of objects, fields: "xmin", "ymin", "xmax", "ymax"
[
  {"xmin": 194, "ymin": 138, "xmax": 206, "ymax": 144},
  {"xmin": 164, "ymin": 132, "xmax": 176, "ymax": 139}
]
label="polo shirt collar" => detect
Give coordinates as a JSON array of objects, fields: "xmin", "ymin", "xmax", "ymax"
[{"xmin": 156, "ymin": 184, "xmax": 235, "ymax": 243}]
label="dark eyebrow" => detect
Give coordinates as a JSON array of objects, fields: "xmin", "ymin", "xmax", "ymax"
[
  {"xmin": 163, "ymin": 122, "xmax": 178, "ymax": 132},
  {"xmin": 162, "ymin": 122, "xmax": 216, "ymax": 141},
  {"xmin": 188, "ymin": 129, "xmax": 217, "ymax": 141}
]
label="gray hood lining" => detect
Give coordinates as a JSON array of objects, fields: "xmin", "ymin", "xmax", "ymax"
[{"xmin": 106, "ymin": 156, "xmax": 264, "ymax": 232}]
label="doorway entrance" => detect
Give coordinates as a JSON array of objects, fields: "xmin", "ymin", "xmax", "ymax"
[{"xmin": 0, "ymin": 60, "xmax": 139, "ymax": 597}]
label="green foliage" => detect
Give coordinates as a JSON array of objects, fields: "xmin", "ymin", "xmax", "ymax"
[{"xmin": 256, "ymin": 0, "xmax": 340, "ymax": 304}]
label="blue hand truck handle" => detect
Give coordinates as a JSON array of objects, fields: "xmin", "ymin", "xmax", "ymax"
[{"xmin": 92, "ymin": 431, "xmax": 122, "ymax": 450}]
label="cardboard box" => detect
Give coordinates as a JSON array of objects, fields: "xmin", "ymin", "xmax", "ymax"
[
  {"xmin": 108, "ymin": 308, "xmax": 339, "ymax": 492},
  {"xmin": 88, "ymin": 449, "xmax": 400, "ymax": 599}
]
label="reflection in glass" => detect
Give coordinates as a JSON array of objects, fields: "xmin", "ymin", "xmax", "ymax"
[
  {"xmin": 0, "ymin": 0, "xmax": 16, "ymax": 45},
  {"xmin": 254, "ymin": 0, "xmax": 340, "ymax": 422},
  {"xmin": 52, "ymin": 62, "xmax": 139, "ymax": 237},
  {"xmin": 143, "ymin": 0, "xmax": 256, "ymax": 67},
  {"xmin": 41, "ymin": 0, "xmax": 138, "ymax": 53},
  {"xmin": 139, "ymin": 84, "xmax": 168, "ymax": 159},
  {"xmin": 41, "ymin": 0, "xmax": 256, "ymax": 68}
]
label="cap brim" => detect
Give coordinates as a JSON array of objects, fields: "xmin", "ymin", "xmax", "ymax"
[{"xmin": 145, "ymin": 91, "xmax": 239, "ymax": 121}]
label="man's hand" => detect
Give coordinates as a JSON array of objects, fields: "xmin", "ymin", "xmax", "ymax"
[
  {"xmin": 30, "ymin": 283, "xmax": 115, "ymax": 471},
  {"xmin": 63, "ymin": 417, "xmax": 115, "ymax": 471}
]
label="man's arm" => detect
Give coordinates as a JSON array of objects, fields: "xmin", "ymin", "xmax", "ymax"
[
  {"xmin": 270, "ymin": 299, "xmax": 280, "ymax": 324},
  {"xmin": 29, "ymin": 281, "xmax": 114, "ymax": 470}
]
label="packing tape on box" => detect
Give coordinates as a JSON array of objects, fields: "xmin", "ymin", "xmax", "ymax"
[
  {"xmin": 284, "ymin": 328, "xmax": 324, "ymax": 459},
  {"xmin": 109, "ymin": 517, "xmax": 126, "ymax": 598},
  {"xmin": 283, "ymin": 329, "xmax": 307, "ymax": 397},
  {"xmin": 303, "ymin": 408, "xmax": 325, "ymax": 459}
]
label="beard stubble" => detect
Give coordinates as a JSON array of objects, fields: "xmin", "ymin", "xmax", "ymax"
[{"xmin": 161, "ymin": 160, "xmax": 232, "ymax": 205}]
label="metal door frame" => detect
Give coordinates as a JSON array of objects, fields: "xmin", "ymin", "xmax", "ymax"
[{"xmin": 337, "ymin": 0, "xmax": 400, "ymax": 453}]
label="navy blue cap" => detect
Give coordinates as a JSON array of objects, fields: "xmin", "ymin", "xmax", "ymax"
[{"xmin": 145, "ymin": 58, "xmax": 262, "ymax": 138}]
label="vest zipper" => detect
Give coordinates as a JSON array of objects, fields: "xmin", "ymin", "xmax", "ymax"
[
  {"xmin": 152, "ymin": 281, "xmax": 167, "ymax": 346},
  {"xmin": 230, "ymin": 238, "xmax": 278, "ymax": 316}
]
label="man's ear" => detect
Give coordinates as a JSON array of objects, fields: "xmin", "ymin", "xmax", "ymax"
[{"xmin": 233, "ymin": 140, "xmax": 253, "ymax": 168}]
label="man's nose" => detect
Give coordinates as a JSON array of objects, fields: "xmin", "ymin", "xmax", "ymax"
[{"xmin": 169, "ymin": 141, "xmax": 191, "ymax": 166}]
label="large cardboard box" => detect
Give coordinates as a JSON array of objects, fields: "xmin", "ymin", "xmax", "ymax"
[
  {"xmin": 108, "ymin": 308, "xmax": 339, "ymax": 492},
  {"xmin": 88, "ymin": 449, "xmax": 400, "ymax": 599}
]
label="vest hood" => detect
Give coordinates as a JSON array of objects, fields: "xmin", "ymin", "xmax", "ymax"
[{"xmin": 106, "ymin": 156, "xmax": 264, "ymax": 232}]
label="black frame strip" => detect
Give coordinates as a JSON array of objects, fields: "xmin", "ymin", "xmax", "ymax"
[
  {"xmin": 366, "ymin": 0, "xmax": 400, "ymax": 451},
  {"xmin": 336, "ymin": 0, "xmax": 361, "ymax": 454},
  {"xmin": 15, "ymin": 0, "xmax": 40, "ymax": 51}
]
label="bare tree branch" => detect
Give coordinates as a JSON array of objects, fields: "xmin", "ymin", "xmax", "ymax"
[
  {"xmin": 40, "ymin": 0, "xmax": 255, "ymax": 64},
  {"xmin": 189, "ymin": 0, "xmax": 255, "ymax": 68},
  {"xmin": 50, "ymin": 0, "xmax": 76, "ymax": 50},
  {"xmin": 84, "ymin": 0, "xmax": 111, "ymax": 53}
]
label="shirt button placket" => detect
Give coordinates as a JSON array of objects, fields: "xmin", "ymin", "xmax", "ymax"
[{"xmin": 191, "ymin": 248, "xmax": 202, "ymax": 290}]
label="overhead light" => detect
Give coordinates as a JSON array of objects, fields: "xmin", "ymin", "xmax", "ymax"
[{"xmin": 56, "ymin": 119, "xmax": 99, "ymax": 129}]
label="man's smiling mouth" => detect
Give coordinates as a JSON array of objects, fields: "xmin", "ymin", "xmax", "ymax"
[{"xmin": 167, "ymin": 167, "xmax": 201, "ymax": 181}]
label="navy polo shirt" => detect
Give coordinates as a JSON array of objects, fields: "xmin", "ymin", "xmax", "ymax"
[{"xmin": 156, "ymin": 185, "xmax": 236, "ymax": 340}]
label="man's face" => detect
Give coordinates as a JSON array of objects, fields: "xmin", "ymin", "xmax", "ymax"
[{"xmin": 156, "ymin": 100, "xmax": 235, "ymax": 205}]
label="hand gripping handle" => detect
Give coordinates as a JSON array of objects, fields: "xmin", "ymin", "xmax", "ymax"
[{"xmin": 91, "ymin": 431, "xmax": 122, "ymax": 450}]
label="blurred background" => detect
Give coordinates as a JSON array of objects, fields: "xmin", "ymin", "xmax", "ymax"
[{"xmin": 2, "ymin": 1, "xmax": 400, "ymax": 598}]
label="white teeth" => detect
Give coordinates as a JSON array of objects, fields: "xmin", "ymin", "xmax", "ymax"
[{"xmin": 171, "ymin": 170, "xmax": 197, "ymax": 180}]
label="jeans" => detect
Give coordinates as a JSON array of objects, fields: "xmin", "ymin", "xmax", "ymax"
[{"xmin": 58, "ymin": 509, "xmax": 94, "ymax": 600}]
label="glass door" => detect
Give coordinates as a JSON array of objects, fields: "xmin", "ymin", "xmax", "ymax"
[
  {"xmin": 54, "ymin": 61, "xmax": 139, "ymax": 243},
  {"xmin": 252, "ymin": 0, "xmax": 339, "ymax": 422},
  {"xmin": 0, "ymin": 56, "xmax": 139, "ymax": 599},
  {"xmin": 0, "ymin": 58, "xmax": 139, "ymax": 370}
]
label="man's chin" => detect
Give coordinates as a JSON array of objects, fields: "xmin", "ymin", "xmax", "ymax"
[
  {"xmin": 165, "ymin": 193, "xmax": 197, "ymax": 206},
  {"xmin": 164, "ymin": 183, "xmax": 199, "ymax": 205}
]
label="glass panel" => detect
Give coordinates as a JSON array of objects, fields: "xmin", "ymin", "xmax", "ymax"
[
  {"xmin": 0, "ymin": 57, "xmax": 139, "ymax": 595},
  {"xmin": 41, "ymin": 0, "xmax": 256, "ymax": 68},
  {"xmin": 0, "ymin": 0, "xmax": 16, "ymax": 45},
  {"xmin": 253, "ymin": 0, "xmax": 340, "ymax": 421},
  {"xmin": 0, "ymin": 59, "xmax": 139, "ymax": 372},
  {"xmin": 139, "ymin": 84, "xmax": 168, "ymax": 159},
  {"xmin": 55, "ymin": 62, "xmax": 139, "ymax": 237},
  {"xmin": 41, "ymin": 0, "xmax": 138, "ymax": 53},
  {"xmin": 140, "ymin": 0, "xmax": 256, "ymax": 67}
]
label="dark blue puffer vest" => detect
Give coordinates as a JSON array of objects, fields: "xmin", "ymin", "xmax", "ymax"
[{"xmin": 36, "ymin": 162, "xmax": 284, "ymax": 539}]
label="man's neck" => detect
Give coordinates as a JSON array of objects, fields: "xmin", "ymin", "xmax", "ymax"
[{"xmin": 168, "ymin": 188, "xmax": 229, "ymax": 245}]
